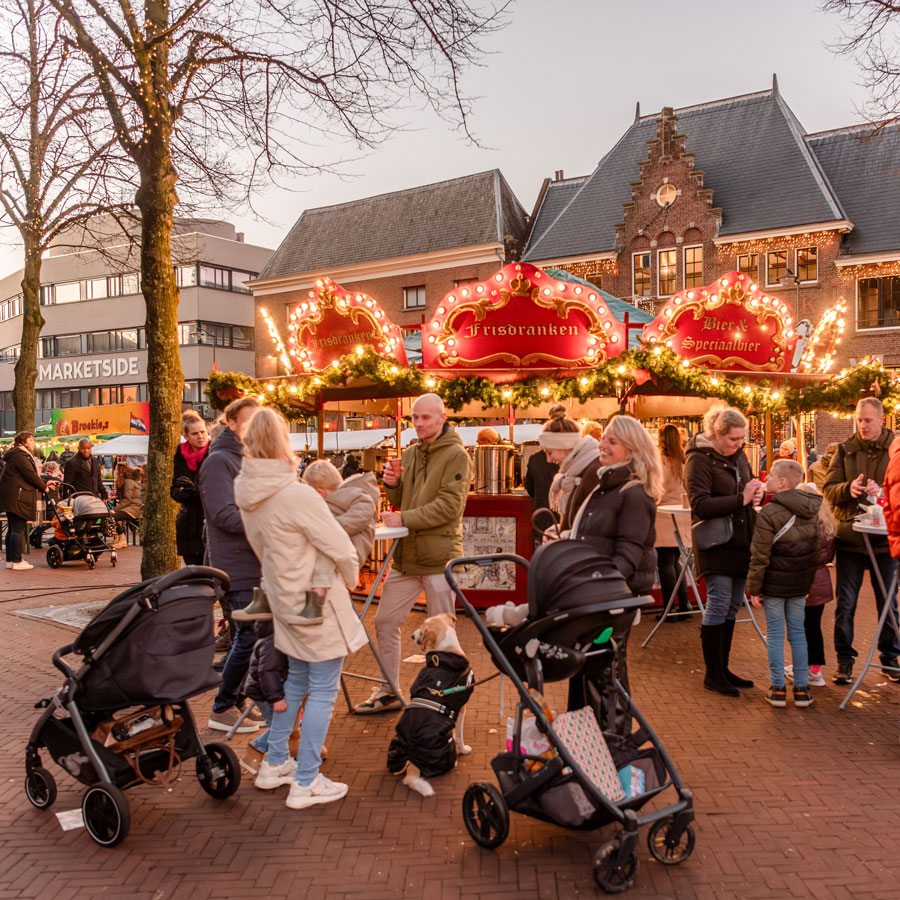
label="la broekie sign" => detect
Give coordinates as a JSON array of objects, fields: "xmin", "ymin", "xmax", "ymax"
[
  {"xmin": 641, "ymin": 272, "xmax": 798, "ymax": 372},
  {"xmin": 421, "ymin": 262, "xmax": 627, "ymax": 371},
  {"xmin": 286, "ymin": 278, "xmax": 408, "ymax": 372}
]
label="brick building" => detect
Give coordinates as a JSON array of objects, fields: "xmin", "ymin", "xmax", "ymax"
[
  {"xmin": 251, "ymin": 170, "xmax": 528, "ymax": 379},
  {"xmin": 524, "ymin": 78, "xmax": 900, "ymax": 449}
]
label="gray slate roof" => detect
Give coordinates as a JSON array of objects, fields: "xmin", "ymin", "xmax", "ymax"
[
  {"xmin": 524, "ymin": 89, "xmax": 846, "ymax": 263},
  {"xmin": 807, "ymin": 124, "xmax": 900, "ymax": 256},
  {"xmin": 259, "ymin": 170, "xmax": 528, "ymax": 279},
  {"xmin": 527, "ymin": 178, "xmax": 586, "ymax": 250}
]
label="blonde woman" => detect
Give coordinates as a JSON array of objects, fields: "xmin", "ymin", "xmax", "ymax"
[
  {"xmin": 684, "ymin": 404, "xmax": 764, "ymax": 697},
  {"xmin": 569, "ymin": 415, "xmax": 662, "ymax": 596},
  {"xmin": 234, "ymin": 408, "xmax": 366, "ymax": 810}
]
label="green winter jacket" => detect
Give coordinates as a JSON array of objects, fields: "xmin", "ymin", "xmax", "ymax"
[{"xmin": 386, "ymin": 424, "xmax": 472, "ymax": 575}]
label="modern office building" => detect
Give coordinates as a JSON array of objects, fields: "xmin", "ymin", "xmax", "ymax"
[{"xmin": 0, "ymin": 217, "xmax": 272, "ymax": 433}]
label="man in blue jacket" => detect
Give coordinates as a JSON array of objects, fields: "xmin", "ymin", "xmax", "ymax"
[{"xmin": 200, "ymin": 396, "xmax": 262, "ymax": 732}]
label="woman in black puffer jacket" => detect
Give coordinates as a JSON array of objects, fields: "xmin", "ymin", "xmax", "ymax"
[
  {"xmin": 567, "ymin": 415, "xmax": 662, "ymax": 723},
  {"xmin": 684, "ymin": 405, "xmax": 764, "ymax": 697},
  {"xmin": 170, "ymin": 410, "xmax": 210, "ymax": 566}
]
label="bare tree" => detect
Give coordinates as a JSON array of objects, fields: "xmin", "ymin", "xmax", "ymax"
[
  {"xmin": 824, "ymin": 0, "xmax": 900, "ymax": 126},
  {"xmin": 50, "ymin": 0, "xmax": 507, "ymax": 578},
  {"xmin": 0, "ymin": 0, "xmax": 124, "ymax": 433}
]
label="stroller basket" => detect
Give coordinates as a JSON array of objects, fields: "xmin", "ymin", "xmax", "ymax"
[{"xmin": 446, "ymin": 552, "xmax": 696, "ymax": 894}]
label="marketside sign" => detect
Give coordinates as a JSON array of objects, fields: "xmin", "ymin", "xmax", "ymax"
[
  {"xmin": 421, "ymin": 262, "xmax": 627, "ymax": 371},
  {"xmin": 641, "ymin": 271, "xmax": 798, "ymax": 373},
  {"xmin": 51, "ymin": 401, "xmax": 149, "ymax": 438}
]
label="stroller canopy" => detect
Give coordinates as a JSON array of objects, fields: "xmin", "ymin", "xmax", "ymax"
[
  {"xmin": 72, "ymin": 495, "xmax": 109, "ymax": 518},
  {"xmin": 527, "ymin": 540, "xmax": 632, "ymax": 619}
]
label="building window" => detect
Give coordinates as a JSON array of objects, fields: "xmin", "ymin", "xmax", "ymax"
[
  {"xmin": 122, "ymin": 273, "xmax": 140, "ymax": 295},
  {"xmin": 231, "ymin": 271, "xmax": 253, "ymax": 294},
  {"xmin": 403, "ymin": 286, "xmax": 426, "ymax": 310},
  {"xmin": 175, "ymin": 265, "xmax": 197, "ymax": 287},
  {"xmin": 737, "ymin": 254, "xmax": 758, "ymax": 278},
  {"xmin": 684, "ymin": 246, "xmax": 703, "ymax": 289},
  {"xmin": 85, "ymin": 277, "xmax": 108, "ymax": 300},
  {"xmin": 632, "ymin": 253, "xmax": 651, "ymax": 297},
  {"xmin": 53, "ymin": 281, "xmax": 81, "ymax": 304},
  {"xmin": 766, "ymin": 250, "xmax": 787, "ymax": 286},
  {"xmin": 658, "ymin": 249, "xmax": 677, "ymax": 296},
  {"xmin": 797, "ymin": 247, "xmax": 818, "ymax": 282},
  {"xmin": 656, "ymin": 183, "xmax": 677, "ymax": 207},
  {"xmin": 858, "ymin": 276, "xmax": 900, "ymax": 329},
  {"xmin": 198, "ymin": 265, "xmax": 229, "ymax": 290}
]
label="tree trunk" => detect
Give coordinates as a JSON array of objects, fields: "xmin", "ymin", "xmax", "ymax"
[
  {"xmin": 12, "ymin": 240, "xmax": 44, "ymax": 433},
  {"xmin": 136, "ymin": 139, "xmax": 181, "ymax": 579}
]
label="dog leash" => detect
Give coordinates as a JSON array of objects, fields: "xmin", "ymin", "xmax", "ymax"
[{"xmin": 428, "ymin": 670, "xmax": 501, "ymax": 698}]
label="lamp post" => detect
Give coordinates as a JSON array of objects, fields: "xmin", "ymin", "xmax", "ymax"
[{"xmin": 779, "ymin": 267, "xmax": 801, "ymax": 319}]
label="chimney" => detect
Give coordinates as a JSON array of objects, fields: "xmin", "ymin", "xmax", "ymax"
[
  {"xmin": 236, "ymin": 232, "xmax": 245, "ymax": 243},
  {"xmin": 656, "ymin": 107, "xmax": 677, "ymax": 157},
  {"xmin": 554, "ymin": 169, "xmax": 564, "ymax": 181}
]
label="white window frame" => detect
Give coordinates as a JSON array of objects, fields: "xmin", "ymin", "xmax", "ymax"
[
  {"xmin": 683, "ymin": 244, "xmax": 703, "ymax": 290},
  {"xmin": 657, "ymin": 248, "xmax": 677, "ymax": 297},
  {"xmin": 632, "ymin": 251, "xmax": 651, "ymax": 297},
  {"xmin": 855, "ymin": 275, "xmax": 900, "ymax": 332},
  {"xmin": 402, "ymin": 285, "xmax": 426, "ymax": 310}
]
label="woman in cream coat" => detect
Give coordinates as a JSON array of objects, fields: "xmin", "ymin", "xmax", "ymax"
[{"xmin": 234, "ymin": 409, "xmax": 367, "ymax": 810}]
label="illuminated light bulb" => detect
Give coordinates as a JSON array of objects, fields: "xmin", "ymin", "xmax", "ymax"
[
  {"xmin": 426, "ymin": 378, "xmax": 436, "ymax": 387},
  {"xmin": 461, "ymin": 288, "xmax": 469, "ymax": 297},
  {"xmin": 289, "ymin": 385, "xmax": 297, "ymax": 393},
  {"xmin": 428, "ymin": 335, "xmax": 436, "ymax": 343},
  {"xmin": 665, "ymin": 339, "xmax": 673, "ymax": 347},
  {"xmin": 448, "ymin": 339, "xmax": 456, "ymax": 346},
  {"xmin": 313, "ymin": 377, "xmax": 322, "ymax": 384},
  {"xmin": 580, "ymin": 378, "xmax": 589, "ymax": 386},
  {"xmin": 574, "ymin": 286, "xmax": 583, "ymax": 295},
  {"xmin": 711, "ymin": 377, "xmax": 719, "ymax": 386},
  {"xmin": 653, "ymin": 346, "xmax": 662, "ymax": 356},
  {"xmin": 743, "ymin": 386, "xmax": 751, "ymax": 394},
  {"xmin": 615, "ymin": 380, "xmax": 622, "ymax": 387},
  {"xmin": 589, "ymin": 337, "xmax": 598, "ymax": 345},
  {"xmin": 786, "ymin": 330, "xmax": 794, "ymax": 337},
  {"xmin": 543, "ymin": 288, "xmax": 551, "ymax": 296},
  {"xmin": 750, "ymin": 299, "xmax": 758, "ymax": 307},
  {"xmin": 432, "ymin": 322, "xmax": 439, "ymax": 329},
  {"xmin": 588, "ymin": 293, "xmax": 597, "ymax": 301},
  {"xmin": 540, "ymin": 387, "xmax": 549, "ymax": 395},
  {"xmin": 750, "ymin": 284, "xmax": 757, "ymax": 291},
  {"xmin": 438, "ymin": 343, "xmax": 446, "ymax": 351},
  {"xmin": 617, "ymin": 365, "xmax": 626, "ymax": 374},
  {"xmin": 772, "ymin": 391, "xmax": 780, "ymax": 399},
  {"xmin": 603, "ymin": 322, "xmax": 611, "ymax": 330},
  {"xmin": 598, "ymin": 306, "xmax": 607, "ymax": 315},
  {"xmin": 734, "ymin": 332, "xmax": 742, "ymax": 340},
  {"xmin": 390, "ymin": 366, "xmax": 399, "ymax": 374},
  {"xmin": 366, "ymin": 299, "xmax": 373, "ymax": 307},
  {"xmin": 681, "ymin": 359, "xmax": 690, "ymax": 368},
  {"xmin": 687, "ymin": 292, "xmax": 695, "ymax": 300},
  {"xmin": 610, "ymin": 335, "xmax": 619, "ymax": 343},
  {"xmin": 502, "ymin": 390, "xmax": 512, "ymax": 398},
  {"xmin": 355, "ymin": 345, "xmax": 364, "ymax": 355},
  {"xmin": 664, "ymin": 309, "xmax": 672, "ymax": 317},
  {"xmin": 588, "ymin": 347, "xmax": 597, "ymax": 355},
  {"xmin": 266, "ymin": 383, "xmax": 275, "ymax": 391},
  {"xmin": 674, "ymin": 297, "xmax": 681, "ymax": 304},
  {"xmin": 495, "ymin": 274, "xmax": 503, "ymax": 281},
  {"xmin": 290, "ymin": 313, "xmax": 297, "ymax": 321},
  {"xmin": 301, "ymin": 303, "xmax": 308, "ymax": 311},
  {"xmin": 331, "ymin": 360, "xmax": 339, "ymax": 368},
  {"xmin": 557, "ymin": 283, "xmax": 566, "ymax": 291},
  {"xmin": 721, "ymin": 279, "xmax": 729, "ymax": 287},
  {"xmin": 260, "ymin": 307, "xmax": 268, "ymax": 317},
  {"xmin": 711, "ymin": 294, "xmax": 718, "ymax": 302},
  {"xmin": 786, "ymin": 317, "xmax": 792, "ymax": 325},
  {"xmin": 476, "ymin": 285, "xmax": 484, "ymax": 293},
  {"xmin": 315, "ymin": 279, "xmax": 323, "ymax": 288},
  {"xmin": 437, "ymin": 306, "xmax": 446, "ymax": 315}
]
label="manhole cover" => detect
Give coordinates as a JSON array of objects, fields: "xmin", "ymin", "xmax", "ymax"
[{"xmin": 16, "ymin": 600, "xmax": 108, "ymax": 630}]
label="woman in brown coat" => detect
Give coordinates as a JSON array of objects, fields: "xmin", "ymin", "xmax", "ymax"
[{"xmin": 0, "ymin": 432, "xmax": 49, "ymax": 570}]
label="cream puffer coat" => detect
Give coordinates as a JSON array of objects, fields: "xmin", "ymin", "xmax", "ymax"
[
  {"xmin": 324, "ymin": 472, "xmax": 380, "ymax": 566},
  {"xmin": 235, "ymin": 458, "xmax": 367, "ymax": 663}
]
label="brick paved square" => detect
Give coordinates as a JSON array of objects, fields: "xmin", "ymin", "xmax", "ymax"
[{"xmin": 3, "ymin": 548, "xmax": 900, "ymax": 898}]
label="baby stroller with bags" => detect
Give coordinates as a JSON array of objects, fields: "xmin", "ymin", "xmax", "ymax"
[
  {"xmin": 45, "ymin": 488, "xmax": 117, "ymax": 569},
  {"xmin": 24, "ymin": 566, "xmax": 240, "ymax": 847},
  {"xmin": 446, "ymin": 541, "xmax": 695, "ymax": 894}
]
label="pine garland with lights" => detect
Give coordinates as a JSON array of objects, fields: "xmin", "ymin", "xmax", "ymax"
[{"xmin": 205, "ymin": 346, "xmax": 898, "ymax": 421}]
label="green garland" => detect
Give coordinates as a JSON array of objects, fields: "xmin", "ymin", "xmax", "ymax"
[{"xmin": 205, "ymin": 346, "xmax": 899, "ymax": 420}]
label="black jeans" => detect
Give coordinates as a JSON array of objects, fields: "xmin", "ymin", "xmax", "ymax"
[
  {"xmin": 805, "ymin": 604, "xmax": 826, "ymax": 667},
  {"xmin": 5, "ymin": 512, "xmax": 26, "ymax": 563},
  {"xmin": 834, "ymin": 549, "xmax": 900, "ymax": 664},
  {"xmin": 657, "ymin": 546, "xmax": 689, "ymax": 610},
  {"xmin": 212, "ymin": 589, "xmax": 257, "ymax": 713}
]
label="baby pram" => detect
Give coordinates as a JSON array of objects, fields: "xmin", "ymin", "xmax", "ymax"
[
  {"xmin": 24, "ymin": 567, "xmax": 240, "ymax": 847},
  {"xmin": 446, "ymin": 542, "xmax": 695, "ymax": 894},
  {"xmin": 45, "ymin": 489, "xmax": 117, "ymax": 569}
]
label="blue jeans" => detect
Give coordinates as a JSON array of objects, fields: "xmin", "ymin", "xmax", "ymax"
[
  {"xmin": 249, "ymin": 701, "xmax": 273, "ymax": 753},
  {"xmin": 764, "ymin": 596, "xmax": 808, "ymax": 689},
  {"xmin": 834, "ymin": 550, "xmax": 900, "ymax": 665},
  {"xmin": 702, "ymin": 574, "xmax": 746, "ymax": 625},
  {"xmin": 212, "ymin": 590, "xmax": 257, "ymax": 713},
  {"xmin": 265, "ymin": 655, "xmax": 344, "ymax": 787}
]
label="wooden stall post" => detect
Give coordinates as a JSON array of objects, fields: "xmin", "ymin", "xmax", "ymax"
[
  {"xmin": 764, "ymin": 411, "xmax": 773, "ymax": 478},
  {"xmin": 316, "ymin": 402, "xmax": 325, "ymax": 458},
  {"xmin": 508, "ymin": 404, "xmax": 515, "ymax": 443},
  {"xmin": 396, "ymin": 398, "xmax": 403, "ymax": 457}
]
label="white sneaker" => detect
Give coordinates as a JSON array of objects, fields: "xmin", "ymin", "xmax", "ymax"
[
  {"xmin": 784, "ymin": 665, "xmax": 793, "ymax": 682},
  {"xmin": 254, "ymin": 758, "xmax": 297, "ymax": 790},
  {"xmin": 9, "ymin": 561, "xmax": 33, "ymax": 570},
  {"xmin": 285, "ymin": 773, "xmax": 348, "ymax": 809},
  {"xmin": 808, "ymin": 669, "xmax": 826, "ymax": 687}
]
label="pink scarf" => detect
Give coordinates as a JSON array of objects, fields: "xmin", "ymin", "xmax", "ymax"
[{"xmin": 180, "ymin": 440, "xmax": 209, "ymax": 472}]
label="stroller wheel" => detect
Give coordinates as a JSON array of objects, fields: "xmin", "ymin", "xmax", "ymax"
[
  {"xmin": 462, "ymin": 782, "xmax": 509, "ymax": 849},
  {"xmin": 25, "ymin": 767, "xmax": 57, "ymax": 810},
  {"xmin": 196, "ymin": 742, "xmax": 241, "ymax": 799},
  {"xmin": 110, "ymin": 552, "xmax": 117, "ymax": 567},
  {"xmin": 46, "ymin": 546, "xmax": 63, "ymax": 569},
  {"xmin": 647, "ymin": 815, "xmax": 695, "ymax": 865},
  {"xmin": 81, "ymin": 782, "xmax": 130, "ymax": 847},
  {"xmin": 593, "ymin": 840, "xmax": 639, "ymax": 894},
  {"xmin": 86, "ymin": 554, "xmax": 95, "ymax": 569}
]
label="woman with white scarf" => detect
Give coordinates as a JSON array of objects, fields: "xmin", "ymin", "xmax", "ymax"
[{"xmin": 540, "ymin": 404, "xmax": 601, "ymax": 534}]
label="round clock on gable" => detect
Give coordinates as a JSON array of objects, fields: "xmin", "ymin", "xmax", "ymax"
[{"xmin": 656, "ymin": 183, "xmax": 677, "ymax": 207}]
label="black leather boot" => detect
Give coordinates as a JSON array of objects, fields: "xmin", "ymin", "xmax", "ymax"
[
  {"xmin": 701, "ymin": 623, "xmax": 739, "ymax": 696},
  {"xmin": 722, "ymin": 618, "xmax": 754, "ymax": 688}
]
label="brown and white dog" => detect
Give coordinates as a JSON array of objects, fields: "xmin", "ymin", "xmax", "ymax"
[{"xmin": 387, "ymin": 613, "xmax": 473, "ymax": 797}]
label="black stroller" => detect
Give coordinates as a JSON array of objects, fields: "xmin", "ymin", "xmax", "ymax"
[
  {"xmin": 447, "ymin": 542, "xmax": 695, "ymax": 894},
  {"xmin": 45, "ymin": 487, "xmax": 117, "ymax": 569},
  {"xmin": 24, "ymin": 567, "xmax": 240, "ymax": 846}
]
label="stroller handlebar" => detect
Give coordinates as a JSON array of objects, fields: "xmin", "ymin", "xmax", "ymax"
[
  {"xmin": 52, "ymin": 644, "xmax": 76, "ymax": 679},
  {"xmin": 140, "ymin": 566, "xmax": 231, "ymax": 605}
]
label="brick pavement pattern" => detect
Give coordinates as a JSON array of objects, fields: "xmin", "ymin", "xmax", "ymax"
[{"xmin": 2, "ymin": 549, "xmax": 900, "ymax": 899}]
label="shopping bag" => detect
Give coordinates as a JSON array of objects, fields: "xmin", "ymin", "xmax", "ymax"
[{"xmin": 552, "ymin": 706, "xmax": 626, "ymax": 802}]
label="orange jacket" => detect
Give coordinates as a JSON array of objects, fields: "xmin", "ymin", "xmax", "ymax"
[{"xmin": 883, "ymin": 439, "xmax": 900, "ymax": 558}]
